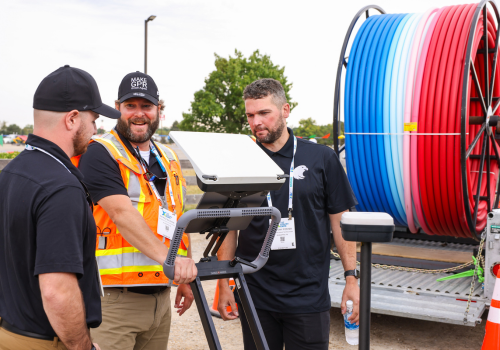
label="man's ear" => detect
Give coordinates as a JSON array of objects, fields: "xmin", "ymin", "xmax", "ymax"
[
  {"xmin": 115, "ymin": 102, "xmax": 120, "ymax": 111},
  {"xmin": 282, "ymin": 103, "xmax": 291, "ymax": 119},
  {"xmin": 64, "ymin": 110, "xmax": 80, "ymax": 131}
]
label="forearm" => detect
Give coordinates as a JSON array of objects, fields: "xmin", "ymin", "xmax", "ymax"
[
  {"xmin": 217, "ymin": 230, "xmax": 237, "ymax": 288},
  {"xmin": 330, "ymin": 212, "xmax": 357, "ymax": 272},
  {"xmin": 39, "ymin": 273, "xmax": 92, "ymax": 350},
  {"xmin": 99, "ymin": 195, "xmax": 169, "ymax": 265},
  {"xmin": 113, "ymin": 207, "xmax": 169, "ymax": 264}
]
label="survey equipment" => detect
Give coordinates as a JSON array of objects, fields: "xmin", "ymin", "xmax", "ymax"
[
  {"xmin": 163, "ymin": 131, "xmax": 286, "ymax": 350},
  {"xmin": 341, "ymin": 212, "xmax": 395, "ymax": 350}
]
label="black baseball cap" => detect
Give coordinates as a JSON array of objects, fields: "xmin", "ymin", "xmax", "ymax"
[
  {"xmin": 118, "ymin": 71, "xmax": 159, "ymax": 106},
  {"xmin": 33, "ymin": 65, "xmax": 120, "ymax": 119}
]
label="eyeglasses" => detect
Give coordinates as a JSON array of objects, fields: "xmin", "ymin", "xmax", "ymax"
[{"xmin": 143, "ymin": 170, "xmax": 167, "ymax": 182}]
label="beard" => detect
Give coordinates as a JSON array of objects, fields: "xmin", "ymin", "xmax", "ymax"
[
  {"xmin": 116, "ymin": 111, "xmax": 160, "ymax": 143},
  {"xmin": 253, "ymin": 113, "xmax": 286, "ymax": 144},
  {"xmin": 73, "ymin": 123, "xmax": 90, "ymax": 157}
]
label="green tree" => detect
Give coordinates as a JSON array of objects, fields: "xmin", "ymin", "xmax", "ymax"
[
  {"xmin": 180, "ymin": 50, "xmax": 297, "ymax": 134},
  {"xmin": 3, "ymin": 124, "xmax": 22, "ymax": 135},
  {"xmin": 97, "ymin": 128, "xmax": 106, "ymax": 134},
  {"xmin": 21, "ymin": 124, "xmax": 33, "ymax": 135},
  {"xmin": 171, "ymin": 121, "xmax": 180, "ymax": 131},
  {"xmin": 293, "ymin": 118, "xmax": 344, "ymax": 146}
]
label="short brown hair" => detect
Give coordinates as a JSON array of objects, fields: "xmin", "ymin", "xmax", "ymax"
[
  {"xmin": 243, "ymin": 79, "xmax": 287, "ymax": 107},
  {"xmin": 115, "ymin": 99, "xmax": 165, "ymax": 112}
]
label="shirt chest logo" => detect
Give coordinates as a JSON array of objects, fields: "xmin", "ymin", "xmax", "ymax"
[{"xmin": 293, "ymin": 165, "xmax": 308, "ymax": 180}]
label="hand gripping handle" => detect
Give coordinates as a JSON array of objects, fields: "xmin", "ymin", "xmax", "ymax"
[{"xmin": 162, "ymin": 207, "xmax": 281, "ymax": 279}]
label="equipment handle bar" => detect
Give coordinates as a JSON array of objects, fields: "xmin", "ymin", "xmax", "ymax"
[{"xmin": 163, "ymin": 207, "xmax": 281, "ymax": 280}]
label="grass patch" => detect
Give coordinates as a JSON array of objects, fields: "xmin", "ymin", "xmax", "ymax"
[
  {"xmin": 0, "ymin": 152, "xmax": 20, "ymax": 159},
  {"xmin": 184, "ymin": 204, "xmax": 198, "ymax": 212},
  {"xmin": 186, "ymin": 185, "xmax": 203, "ymax": 195},
  {"xmin": 182, "ymin": 169, "xmax": 196, "ymax": 177}
]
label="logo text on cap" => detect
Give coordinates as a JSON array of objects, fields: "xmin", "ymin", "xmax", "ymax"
[{"xmin": 131, "ymin": 77, "xmax": 147, "ymax": 90}]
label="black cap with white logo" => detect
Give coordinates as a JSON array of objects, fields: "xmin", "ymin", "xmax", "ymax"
[
  {"xmin": 33, "ymin": 65, "xmax": 121, "ymax": 119},
  {"xmin": 118, "ymin": 71, "xmax": 159, "ymax": 106}
]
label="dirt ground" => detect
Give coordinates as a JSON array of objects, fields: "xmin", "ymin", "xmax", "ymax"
[
  {"xmin": 168, "ymin": 232, "xmax": 488, "ymax": 350},
  {"xmin": 0, "ymin": 144, "xmax": 24, "ymax": 152}
]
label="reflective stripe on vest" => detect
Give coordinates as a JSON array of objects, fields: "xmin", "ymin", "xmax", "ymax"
[
  {"xmin": 155, "ymin": 143, "xmax": 186, "ymax": 211},
  {"xmin": 91, "ymin": 130, "xmax": 188, "ymax": 287}
]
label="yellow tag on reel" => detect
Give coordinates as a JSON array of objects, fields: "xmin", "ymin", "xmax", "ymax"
[{"xmin": 404, "ymin": 122, "xmax": 418, "ymax": 132}]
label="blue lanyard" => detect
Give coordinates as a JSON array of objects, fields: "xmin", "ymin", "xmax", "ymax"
[
  {"xmin": 150, "ymin": 143, "xmax": 167, "ymax": 174},
  {"xmin": 25, "ymin": 144, "xmax": 71, "ymax": 173},
  {"xmin": 267, "ymin": 136, "xmax": 297, "ymax": 220},
  {"xmin": 149, "ymin": 143, "xmax": 176, "ymax": 211}
]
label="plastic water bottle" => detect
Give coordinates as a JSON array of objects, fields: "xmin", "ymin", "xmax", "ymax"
[{"xmin": 344, "ymin": 300, "xmax": 359, "ymax": 345}]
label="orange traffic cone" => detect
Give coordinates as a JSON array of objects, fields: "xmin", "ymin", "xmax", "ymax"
[
  {"xmin": 210, "ymin": 279, "xmax": 238, "ymax": 318},
  {"xmin": 482, "ymin": 270, "xmax": 500, "ymax": 349}
]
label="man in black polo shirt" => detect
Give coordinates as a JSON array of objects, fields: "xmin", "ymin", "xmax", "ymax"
[
  {"xmin": 217, "ymin": 79, "xmax": 359, "ymax": 350},
  {"xmin": 0, "ymin": 66, "xmax": 121, "ymax": 350}
]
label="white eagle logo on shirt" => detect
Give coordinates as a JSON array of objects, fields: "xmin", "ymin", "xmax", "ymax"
[{"xmin": 293, "ymin": 165, "xmax": 308, "ymax": 180}]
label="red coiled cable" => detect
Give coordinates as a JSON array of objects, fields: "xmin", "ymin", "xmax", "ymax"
[{"xmin": 418, "ymin": 4, "xmax": 500, "ymax": 238}]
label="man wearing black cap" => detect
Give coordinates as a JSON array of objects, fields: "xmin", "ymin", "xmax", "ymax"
[
  {"xmin": 77, "ymin": 72, "xmax": 196, "ymax": 350},
  {"xmin": 0, "ymin": 65, "xmax": 121, "ymax": 350}
]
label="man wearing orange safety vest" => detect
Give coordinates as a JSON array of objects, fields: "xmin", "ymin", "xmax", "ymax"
[{"xmin": 76, "ymin": 72, "xmax": 197, "ymax": 350}]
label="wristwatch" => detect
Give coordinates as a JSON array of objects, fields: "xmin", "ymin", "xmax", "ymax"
[
  {"xmin": 90, "ymin": 346, "xmax": 96, "ymax": 350},
  {"xmin": 344, "ymin": 269, "xmax": 359, "ymax": 279}
]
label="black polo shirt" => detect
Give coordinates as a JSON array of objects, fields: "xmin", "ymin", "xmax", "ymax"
[
  {"xmin": 236, "ymin": 128, "xmax": 357, "ymax": 313},
  {"xmin": 0, "ymin": 134, "xmax": 101, "ymax": 337},
  {"xmin": 78, "ymin": 129, "xmax": 166, "ymax": 204}
]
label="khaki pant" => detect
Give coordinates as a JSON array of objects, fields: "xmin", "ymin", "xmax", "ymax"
[
  {"xmin": 0, "ymin": 327, "xmax": 67, "ymax": 350},
  {"xmin": 91, "ymin": 287, "xmax": 171, "ymax": 350}
]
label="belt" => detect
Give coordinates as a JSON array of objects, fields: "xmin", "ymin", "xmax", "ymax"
[
  {"xmin": 111, "ymin": 286, "xmax": 168, "ymax": 295},
  {"xmin": 0, "ymin": 319, "xmax": 54, "ymax": 341}
]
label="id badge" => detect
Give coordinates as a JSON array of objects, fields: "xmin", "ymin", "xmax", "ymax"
[
  {"xmin": 270, "ymin": 218, "xmax": 296, "ymax": 250},
  {"xmin": 157, "ymin": 207, "xmax": 177, "ymax": 240}
]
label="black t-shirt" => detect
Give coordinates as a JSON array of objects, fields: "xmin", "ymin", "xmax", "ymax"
[
  {"xmin": 0, "ymin": 134, "xmax": 101, "ymax": 337},
  {"xmin": 78, "ymin": 129, "xmax": 166, "ymax": 204},
  {"xmin": 236, "ymin": 128, "xmax": 357, "ymax": 313}
]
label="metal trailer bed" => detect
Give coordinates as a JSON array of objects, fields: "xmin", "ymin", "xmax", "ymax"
[{"xmin": 328, "ymin": 237, "xmax": 488, "ymax": 327}]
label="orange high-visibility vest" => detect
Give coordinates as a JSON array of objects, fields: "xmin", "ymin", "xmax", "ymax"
[{"xmin": 76, "ymin": 130, "xmax": 189, "ymax": 287}]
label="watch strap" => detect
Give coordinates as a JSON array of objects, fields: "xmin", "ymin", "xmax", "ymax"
[{"xmin": 344, "ymin": 269, "xmax": 359, "ymax": 279}]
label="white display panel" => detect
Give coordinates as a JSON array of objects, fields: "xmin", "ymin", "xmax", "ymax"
[{"xmin": 169, "ymin": 131, "xmax": 285, "ymax": 188}]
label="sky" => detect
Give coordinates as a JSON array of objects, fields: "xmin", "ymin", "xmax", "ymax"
[{"xmin": 0, "ymin": 0, "xmax": 491, "ymax": 132}]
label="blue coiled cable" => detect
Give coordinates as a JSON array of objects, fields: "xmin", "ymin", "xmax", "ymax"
[
  {"xmin": 346, "ymin": 13, "xmax": 410, "ymax": 225},
  {"xmin": 365, "ymin": 15, "xmax": 397, "ymax": 215},
  {"xmin": 345, "ymin": 16, "xmax": 374, "ymax": 212}
]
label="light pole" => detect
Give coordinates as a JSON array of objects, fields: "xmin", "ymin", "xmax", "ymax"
[{"xmin": 144, "ymin": 15, "xmax": 156, "ymax": 74}]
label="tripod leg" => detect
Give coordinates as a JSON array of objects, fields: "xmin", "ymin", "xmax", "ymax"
[
  {"xmin": 359, "ymin": 242, "xmax": 372, "ymax": 350},
  {"xmin": 235, "ymin": 273, "xmax": 269, "ymax": 350},
  {"xmin": 190, "ymin": 277, "xmax": 222, "ymax": 350}
]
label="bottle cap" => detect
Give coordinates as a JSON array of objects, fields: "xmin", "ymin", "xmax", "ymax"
[{"xmin": 346, "ymin": 300, "xmax": 353, "ymax": 307}]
